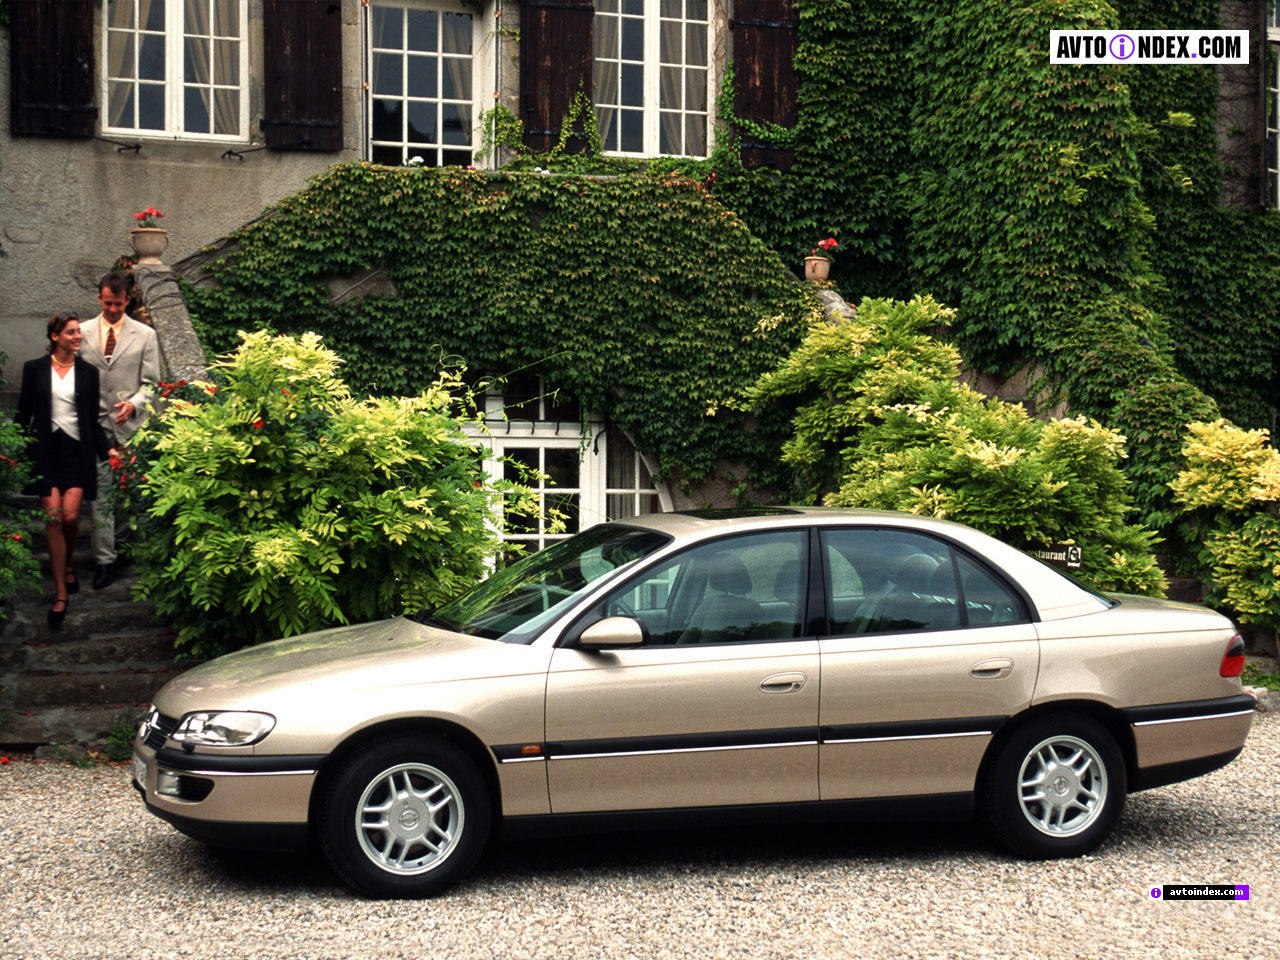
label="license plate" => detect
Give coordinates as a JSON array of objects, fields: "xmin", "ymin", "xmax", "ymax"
[{"xmin": 133, "ymin": 751, "xmax": 147, "ymax": 788}]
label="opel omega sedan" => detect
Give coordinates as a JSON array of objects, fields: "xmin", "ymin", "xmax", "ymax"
[{"xmin": 133, "ymin": 508, "xmax": 1254, "ymax": 897}]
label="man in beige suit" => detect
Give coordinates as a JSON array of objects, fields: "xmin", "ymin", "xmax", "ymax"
[{"xmin": 79, "ymin": 274, "xmax": 160, "ymax": 589}]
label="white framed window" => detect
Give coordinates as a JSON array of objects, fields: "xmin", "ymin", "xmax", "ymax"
[
  {"xmin": 368, "ymin": 1, "xmax": 487, "ymax": 166},
  {"xmin": 470, "ymin": 375, "xmax": 669, "ymax": 557},
  {"xmin": 103, "ymin": 0, "xmax": 249, "ymax": 141},
  {"xmin": 593, "ymin": 0, "xmax": 711, "ymax": 158},
  {"xmin": 1268, "ymin": 8, "xmax": 1280, "ymax": 206}
]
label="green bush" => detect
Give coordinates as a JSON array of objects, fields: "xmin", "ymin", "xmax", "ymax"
[
  {"xmin": 0, "ymin": 350, "xmax": 39, "ymax": 615},
  {"xmin": 123, "ymin": 331, "xmax": 537, "ymax": 657},
  {"xmin": 1171, "ymin": 420, "xmax": 1280, "ymax": 636},
  {"xmin": 744, "ymin": 296, "xmax": 1166, "ymax": 595}
]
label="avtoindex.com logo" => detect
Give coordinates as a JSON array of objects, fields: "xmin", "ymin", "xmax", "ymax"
[
  {"xmin": 1050, "ymin": 30, "xmax": 1248, "ymax": 64},
  {"xmin": 1151, "ymin": 884, "xmax": 1250, "ymax": 900}
]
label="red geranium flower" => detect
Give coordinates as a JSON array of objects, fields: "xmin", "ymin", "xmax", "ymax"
[{"xmin": 253, "ymin": 419, "xmax": 265, "ymax": 429}]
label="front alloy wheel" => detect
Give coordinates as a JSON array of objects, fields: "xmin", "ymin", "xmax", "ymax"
[
  {"xmin": 983, "ymin": 714, "xmax": 1125, "ymax": 859},
  {"xmin": 319, "ymin": 736, "xmax": 490, "ymax": 897}
]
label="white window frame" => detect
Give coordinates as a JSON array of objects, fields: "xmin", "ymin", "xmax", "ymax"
[
  {"xmin": 364, "ymin": 0, "xmax": 495, "ymax": 167},
  {"xmin": 593, "ymin": 0, "xmax": 714, "ymax": 159},
  {"xmin": 101, "ymin": 0, "xmax": 250, "ymax": 142},
  {"xmin": 1268, "ymin": 8, "xmax": 1280, "ymax": 207}
]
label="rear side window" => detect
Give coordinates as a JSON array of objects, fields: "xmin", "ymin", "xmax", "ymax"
[{"xmin": 820, "ymin": 528, "xmax": 1026, "ymax": 636}]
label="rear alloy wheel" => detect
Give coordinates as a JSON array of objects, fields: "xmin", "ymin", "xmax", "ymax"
[
  {"xmin": 319, "ymin": 736, "xmax": 490, "ymax": 897},
  {"xmin": 983, "ymin": 714, "xmax": 1125, "ymax": 859}
]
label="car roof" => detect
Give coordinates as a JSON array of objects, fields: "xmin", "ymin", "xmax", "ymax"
[{"xmin": 613, "ymin": 507, "xmax": 1107, "ymax": 622}]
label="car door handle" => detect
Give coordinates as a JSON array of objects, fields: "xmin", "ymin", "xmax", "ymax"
[
  {"xmin": 970, "ymin": 658, "xmax": 1013, "ymax": 679},
  {"xmin": 760, "ymin": 672, "xmax": 807, "ymax": 694}
]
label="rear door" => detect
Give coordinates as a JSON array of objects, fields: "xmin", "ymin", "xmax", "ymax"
[{"xmin": 816, "ymin": 527, "xmax": 1040, "ymax": 800}]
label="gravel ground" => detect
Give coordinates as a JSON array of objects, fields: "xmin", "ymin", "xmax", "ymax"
[{"xmin": 1, "ymin": 716, "xmax": 1276, "ymax": 960}]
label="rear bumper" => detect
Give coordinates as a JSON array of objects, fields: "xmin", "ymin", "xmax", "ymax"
[{"xmin": 1124, "ymin": 694, "xmax": 1254, "ymax": 788}]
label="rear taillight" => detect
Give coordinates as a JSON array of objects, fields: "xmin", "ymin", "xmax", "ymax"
[{"xmin": 1220, "ymin": 634, "xmax": 1245, "ymax": 678}]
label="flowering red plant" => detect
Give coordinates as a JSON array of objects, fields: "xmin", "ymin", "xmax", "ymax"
[
  {"xmin": 132, "ymin": 207, "xmax": 164, "ymax": 228},
  {"xmin": 809, "ymin": 236, "xmax": 839, "ymax": 260}
]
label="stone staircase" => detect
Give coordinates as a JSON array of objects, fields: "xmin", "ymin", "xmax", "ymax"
[{"xmin": 0, "ymin": 548, "xmax": 186, "ymax": 750}]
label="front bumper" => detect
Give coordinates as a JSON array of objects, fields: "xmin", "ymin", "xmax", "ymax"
[{"xmin": 133, "ymin": 739, "xmax": 319, "ymax": 847}]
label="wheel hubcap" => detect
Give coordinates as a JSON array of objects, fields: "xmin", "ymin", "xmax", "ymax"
[
  {"xmin": 355, "ymin": 762, "xmax": 465, "ymax": 875},
  {"xmin": 1017, "ymin": 735, "xmax": 1107, "ymax": 838}
]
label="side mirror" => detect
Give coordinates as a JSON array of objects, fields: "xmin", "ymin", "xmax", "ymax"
[{"xmin": 577, "ymin": 616, "xmax": 645, "ymax": 649}]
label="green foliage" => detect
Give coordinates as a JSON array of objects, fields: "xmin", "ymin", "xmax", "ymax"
[
  {"xmin": 1242, "ymin": 661, "xmax": 1280, "ymax": 692},
  {"xmin": 1172, "ymin": 420, "xmax": 1280, "ymax": 634},
  {"xmin": 0, "ymin": 351, "xmax": 39, "ymax": 615},
  {"xmin": 745, "ymin": 296, "xmax": 1166, "ymax": 595},
  {"xmin": 183, "ymin": 163, "xmax": 819, "ymax": 490},
  {"xmin": 123, "ymin": 331, "xmax": 538, "ymax": 657},
  {"xmin": 106, "ymin": 710, "xmax": 140, "ymax": 762}
]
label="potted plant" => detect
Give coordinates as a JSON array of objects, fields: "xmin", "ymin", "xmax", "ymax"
[
  {"xmin": 804, "ymin": 236, "xmax": 838, "ymax": 281},
  {"xmin": 129, "ymin": 207, "xmax": 167, "ymax": 265}
]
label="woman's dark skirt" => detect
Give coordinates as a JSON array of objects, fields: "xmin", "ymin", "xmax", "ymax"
[{"xmin": 32, "ymin": 428, "xmax": 92, "ymax": 496}]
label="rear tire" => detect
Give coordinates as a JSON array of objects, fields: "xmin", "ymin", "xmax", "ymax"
[
  {"xmin": 318, "ymin": 736, "xmax": 490, "ymax": 897},
  {"xmin": 982, "ymin": 713, "xmax": 1125, "ymax": 859}
]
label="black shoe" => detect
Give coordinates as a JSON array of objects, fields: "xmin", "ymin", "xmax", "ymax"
[
  {"xmin": 93, "ymin": 563, "xmax": 115, "ymax": 590},
  {"xmin": 48, "ymin": 598, "xmax": 68, "ymax": 628},
  {"xmin": 65, "ymin": 571, "xmax": 79, "ymax": 594}
]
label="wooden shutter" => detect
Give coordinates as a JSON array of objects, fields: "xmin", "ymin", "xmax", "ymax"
[
  {"xmin": 730, "ymin": 0, "xmax": 797, "ymax": 170},
  {"xmin": 519, "ymin": 0, "xmax": 594, "ymax": 153},
  {"xmin": 9, "ymin": 0, "xmax": 96, "ymax": 138},
  {"xmin": 262, "ymin": 0, "xmax": 343, "ymax": 151}
]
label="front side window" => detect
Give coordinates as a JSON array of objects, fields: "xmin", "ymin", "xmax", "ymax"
[
  {"xmin": 104, "ymin": 0, "xmax": 248, "ymax": 140},
  {"xmin": 593, "ymin": 0, "xmax": 710, "ymax": 157},
  {"xmin": 369, "ymin": 2, "xmax": 476, "ymax": 166},
  {"xmin": 596, "ymin": 531, "xmax": 807, "ymax": 646}
]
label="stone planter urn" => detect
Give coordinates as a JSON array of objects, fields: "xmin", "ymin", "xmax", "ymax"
[
  {"xmin": 130, "ymin": 227, "xmax": 168, "ymax": 265},
  {"xmin": 804, "ymin": 256, "xmax": 831, "ymax": 281}
]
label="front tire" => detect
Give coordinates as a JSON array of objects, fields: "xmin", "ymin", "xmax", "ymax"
[
  {"xmin": 982, "ymin": 713, "xmax": 1125, "ymax": 859},
  {"xmin": 318, "ymin": 736, "xmax": 491, "ymax": 897}
]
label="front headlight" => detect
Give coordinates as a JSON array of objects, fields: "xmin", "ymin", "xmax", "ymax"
[{"xmin": 171, "ymin": 711, "xmax": 276, "ymax": 747}]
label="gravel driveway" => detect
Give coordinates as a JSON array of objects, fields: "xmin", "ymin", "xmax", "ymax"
[{"xmin": 2, "ymin": 715, "xmax": 1276, "ymax": 960}]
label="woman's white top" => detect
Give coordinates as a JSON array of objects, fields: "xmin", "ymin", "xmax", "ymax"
[{"xmin": 50, "ymin": 364, "xmax": 80, "ymax": 440}]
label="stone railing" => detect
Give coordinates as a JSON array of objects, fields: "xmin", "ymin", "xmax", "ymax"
[{"xmin": 134, "ymin": 265, "xmax": 209, "ymax": 383}]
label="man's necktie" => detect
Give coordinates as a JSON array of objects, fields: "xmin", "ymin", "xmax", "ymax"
[{"xmin": 105, "ymin": 327, "xmax": 116, "ymax": 359}]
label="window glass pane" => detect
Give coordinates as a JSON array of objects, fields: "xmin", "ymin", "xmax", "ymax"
[
  {"xmin": 641, "ymin": 493, "xmax": 661, "ymax": 514},
  {"xmin": 214, "ymin": 39, "xmax": 237, "ymax": 84},
  {"xmin": 607, "ymin": 493, "xmax": 635, "ymax": 520},
  {"xmin": 660, "ymin": 66, "xmax": 680, "ymax": 110},
  {"xmin": 597, "ymin": 0, "xmax": 618, "ymax": 11},
  {"xmin": 622, "ymin": 0, "xmax": 644, "ymax": 15},
  {"xmin": 687, "ymin": 0, "xmax": 707, "ymax": 19},
  {"xmin": 821, "ymin": 529, "xmax": 960, "ymax": 635},
  {"xmin": 108, "ymin": 81, "xmax": 135, "ymax": 128},
  {"xmin": 660, "ymin": 20, "xmax": 681, "ymax": 64},
  {"xmin": 503, "ymin": 447, "xmax": 539, "ymax": 484},
  {"xmin": 213, "ymin": 87, "xmax": 238, "ymax": 135},
  {"xmin": 544, "ymin": 389, "xmax": 580, "ymax": 422},
  {"xmin": 660, "ymin": 113, "xmax": 680, "ymax": 154},
  {"xmin": 606, "ymin": 424, "xmax": 634, "ymax": 488},
  {"xmin": 372, "ymin": 98, "xmax": 403, "ymax": 141},
  {"xmin": 621, "ymin": 63, "xmax": 643, "ymax": 106},
  {"xmin": 687, "ymin": 23, "xmax": 706, "ymax": 66},
  {"xmin": 374, "ymin": 52, "xmax": 402, "ymax": 95},
  {"xmin": 442, "ymin": 58, "xmax": 471, "ymax": 101},
  {"xmin": 598, "ymin": 106, "xmax": 618, "ymax": 150},
  {"xmin": 604, "ymin": 532, "xmax": 807, "ymax": 646},
  {"xmin": 685, "ymin": 113, "xmax": 706, "ymax": 156},
  {"xmin": 371, "ymin": 143, "xmax": 404, "ymax": 165},
  {"xmin": 686, "ymin": 67, "xmax": 707, "ymax": 112},
  {"xmin": 594, "ymin": 15, "xmax": 618, "ymax": 60},
  {"xmin": 139, "ymin": 33, "xmax": 166, "ymax": 80},
  {"xmin": 441, "ymin": 148, "xmax": 472, "ymax": 166},
  {"xmin": 544, "ymin": 449, "xmax": 579, "ymax": 489},
  {"xmin": 184, "ymin": 85, "xmax": 211, "ymax": 133},
  {"xmin": 141, "ymin": 0, "xmax": 165, "ymax": 31},
  {"xmin": 406, "ymin": 54, "xmax": 437, "ymax": 98},
  {"xmin": 214, "ymin": 0, "xmax": 237, "ymax": 36},
  {"xmin": 620, "ymin": 108, "xmax": 643, "ymax": 152},
  {"xmin": 407, "ymin": 101, "xmax": 436, "ymax": 143},
  {"xmin": 548, "ymin": 494, "xmax": 580, "ymax": 534},
  {"xmin": 185, "ymin": 36, "xmax": 210, "ymax": 81},
  {"xmin": 441, "ymin": 13, "xmax": 471, "ymax": 54},
  {"xmin": 441, "ymin": 103, "xmax": 471, "ymax": 145},
  {"xmin": 660, "ymin": 0, "xmax": 682, "ymax": 17},
  {"xmin": 372, "ymin": 5, "xmax": 402, "ymax": 48},
  {"xmin": 595, "ymin": 61, "xmax": 618, "ymax": 106},
  {"xmin": 621, "ymin": 17, "xmax": 644, "ymax": 61},
  {"xmin": 956, "ymin": 553, "xmax": 1026, "ymax": 625},
  {"xmin": 185, "ymin": 0, "xmax": 211, "ymax": 35},
  {"xmin": 111, "ymin": 0, "xmax": 138, "ymax": 28},
  {"xmin": 108, "ymin": 32, "xmax": 136, "ymax": 79},
  {"xmin": 138, "ymin": 83, "xmax": 165, "ymax": 128},
  {"xmin": 407, "ymin": 9, "xmax": 437, "ymax": 51}
]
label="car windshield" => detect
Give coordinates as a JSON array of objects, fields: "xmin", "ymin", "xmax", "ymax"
[{"xmin": 413, "ymin": 525, "xmax": 671, "ymax": 643}]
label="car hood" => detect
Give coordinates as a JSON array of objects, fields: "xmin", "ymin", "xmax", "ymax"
[{"xmin": 154, "ymin": 617, "xmax": 521, "ymax": 711}]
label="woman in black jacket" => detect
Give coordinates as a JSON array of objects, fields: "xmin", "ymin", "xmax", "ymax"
[{"xmin": 16, "ymin": 313, "xmax": 115, "ymax": 627}]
